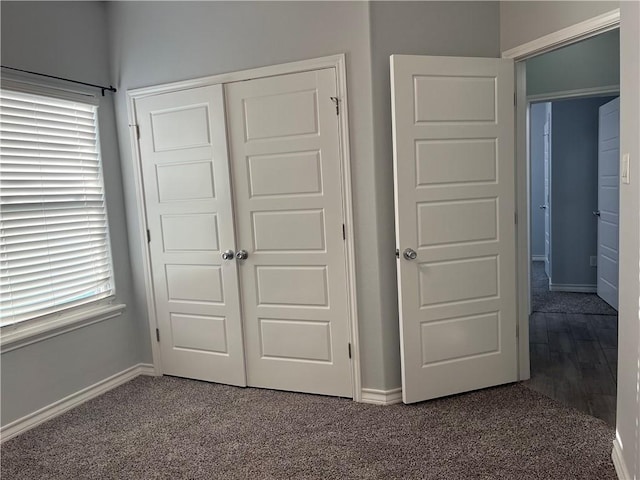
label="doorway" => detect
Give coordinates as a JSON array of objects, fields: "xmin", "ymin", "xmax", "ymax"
[
  {"xmin": 522, "ymin": 31, "xmax": 620, "ymax": 426},
  {"xmin": 530, "ymin": 95, "xmax": 619, "ymax": 312}
]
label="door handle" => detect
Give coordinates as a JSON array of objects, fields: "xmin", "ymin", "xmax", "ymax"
[
  {"xmin": 236, "ymin": 249, "xmax": 249, "ymax": 260},
  {"xmin": 403, "ymin": 248, "xmax": 417, "ymax": 261},
  {"xmin": 539, "ymin": 204, "xmax": 547, "ymax": 209},
  {"xmin": 221, "ymin": 249, "xmax": 235, "ymax": 261},
  {"xmin": 593, "ymin": 210, "xmax": 601, "ymax": 217}
]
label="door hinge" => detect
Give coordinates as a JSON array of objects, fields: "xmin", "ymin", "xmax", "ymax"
[
  {"xmin": 514, "ymin": 212, "xmax": 518, "ymax": 224},
  {"xmin": 395, "ymin": 248, "xmax": 400, "ymax": 259},
  {"xmin": 130, "ymin": 124, "xmax": 140, "ymax": 139},
  {"xmin": 330, "ymin": 96, "xmax": 340, "ymax": 115},
  {"xmin": 342, "ymin": 223, "xmax": 346, "ymax": 240},
  {"xmin": 348, "ymin": 343, "xmax": 352, "ymax": 359},
  {"xmin": 156, "ymin": 328, "xmax": 160, "ymax": 342},
  {"xmin": 514, "ymin": 93, "xmax": 517, "ymax": 106},
  {"xmin": 147, "ymin": 229, "xmax": 151, "ymax": 243}
]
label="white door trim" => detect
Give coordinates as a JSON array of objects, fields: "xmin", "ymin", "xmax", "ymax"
[
  {"xmin": 515, "ymin": 61, "xmax": 530, "ymax": 380},
  {"xmin": 126, "ymin": 54, "xmax": 362, "ymax": 401},
  {"xmin": 508, "ymin": 15, "xmax": 621, "ymax": 381},
  {"xmin": 502, "ymin": 9, "xmax": 620, "ymax": 60},
  {"xmin": 528, "ymin": 85, "xmax": 620, "ymax": 103},
  {"xmin": 128, "ymin": 56, "xmax": 350, "ymax": 98}
]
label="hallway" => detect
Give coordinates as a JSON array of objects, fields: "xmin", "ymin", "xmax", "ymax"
[
  {"xmin": 526, "ymin": 263, "xmax": 618, "ymax": 426},
  {"xmin": 526, "ymin": 312, "xmax": 617, "ymax": 426}
]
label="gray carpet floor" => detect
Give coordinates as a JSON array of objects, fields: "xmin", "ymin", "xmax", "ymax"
[
  {"xmin": 1, "ymin": 376, "xmax": 616, "ymax": 479},
  {"xmin": 531, "ymin": 262, "xmax": 617, "ymax": 315}
]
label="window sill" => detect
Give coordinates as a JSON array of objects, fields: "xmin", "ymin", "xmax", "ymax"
[{"xmin": 0, "ymin": 303, "xmax": 126, "ymax": 353}]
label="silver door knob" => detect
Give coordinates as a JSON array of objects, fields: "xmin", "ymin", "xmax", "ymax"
[
  {"xmin": 593, "ymin": 210, "xmax": 601, "ymax": 217},
  {"xmin": 539, "ymin": 204, "xmax": 547, "ymax": 209},
  {"xmin": 221, "ymin": 249, "xmax": 235, "ymax": 260},
  {"xmin": 236, "ymin": 249, "xmax": 249, "ymax": 260},
  {"xmin": 403, "ymin": 248, "xmax": 417, "ymax": 260}
]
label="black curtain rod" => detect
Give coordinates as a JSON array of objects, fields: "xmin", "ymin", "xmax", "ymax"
[{"xmin": 1, "ymin": 65, "xmax": 117, "ymax": 96}]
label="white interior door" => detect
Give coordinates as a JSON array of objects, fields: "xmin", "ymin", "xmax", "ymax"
[
  {"xmin": 136, "ymin": 85, "xmax": 246, "ymax": 386},
  {"xmin": 543, "ymin": 105, "xmax": 551, "ymax": 278},
  {"xmin": 391, "ymin": 55, "xmax": 518, "ymax": 404},
  {"xmin": 597, "ymin": 97, "xmax": 619, "ymax": 310},
  {"xmin": 225, "ymin": 69, "xmax": 352, "ymax": 397}
]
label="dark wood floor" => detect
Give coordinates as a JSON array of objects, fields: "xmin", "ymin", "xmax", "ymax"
[{"xmin": 525, "ymin": 312, "xmax": 618, "ymax": 426}]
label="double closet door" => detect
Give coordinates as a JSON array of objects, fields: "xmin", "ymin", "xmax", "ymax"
[{"xmin": 135, "ymin": 68, "xmax": 352, "ymax": 397}]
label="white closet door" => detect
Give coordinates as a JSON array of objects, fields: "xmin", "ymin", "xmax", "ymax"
[
  {"xmin": 597, "ymin": 97, "xmax": 620, "ymax": 310},
  {"xmin": 136, "ymin": 85, "xmax": 246, "ymax": 386},
  {"xmin": 225, "ymin": 68, "xmax": 352, "ymax": 397},
  {"xmin": 391, "ymin": 55, "xmax": 518, "ymax": 404}
]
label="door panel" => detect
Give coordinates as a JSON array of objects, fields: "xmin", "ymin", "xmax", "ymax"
[
  {"xmin": 391, "ymin": 55, "xmax": 517, "ymax": 404},
  {"xmin": 136, "ymin": 85, "xmax": 246, "ymax": 386},
  {"xmin": 225, "ymin": 69, "xmax": 352, "ymax": 397},
  {"xmin": 248, "ymin": 151, "xmax": 322, "ymax": 196},
  {"xmin": 417, "ymin": 199, "xmax": 497, "ymax": 246},
  {"xmin": 597, "ymin": 97, "xmax": 620, "ymax": 310},
  {"xmin": 420, "ymin": 312, "xmax": 500, "ymax": 364},
  {"xmin": 252, "ymin": 210, "xmax": 325, "ymax": 251},
  {"xmin": 416, "ymin": 139, "xmax": 497, "ymax": 185},
  {"xmin": 259, "ymin": 319, "xmax": 332, "ymax": 362}
]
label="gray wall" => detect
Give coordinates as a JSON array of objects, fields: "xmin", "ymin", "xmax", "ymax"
[
  {"xmin": 500, "ymin": 1, "xmax": 619, "ymax": 52},
  {"xmin": 550, "ymin": 96, "xmax": 616, "ymax": 287},
  {"xmin": 616, "ymin": 2, "xmax": 640, "ymax": 476},
  {"xmin": 368, "ymin": 1, "xmax": 501, "ymax": 388},
  {"xmin": 106, "ymin": 1, "xmax": 391, "ymax": 389},
  {"xmin": 526, "ymin": 29, "xmax": 620, "ymax": 97},
  {"xmin": 530, "ymin": 103, "xmax": 547, "ymax": 258},
  {"xmin": 0, "ymin": 2, "xmax": 143, "ymax": 426},
  {"xmin": 0, "ymin": 0, "xmax": 503, "ymax": 421},
  {"xmin": 108, "ymin": 1, "xmax": 502, "ymax": 392}
]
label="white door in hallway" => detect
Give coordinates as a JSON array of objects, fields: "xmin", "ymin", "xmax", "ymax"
[
  {"xmin": 225, "ymin": 69, "xmax": 352, "ymax": 397},
  {"xmin": 543, "ymin": 106, "xmax": 551, "ymax": 279},
  {"xmin": 136, "ymin": 85, "xmax": 247, "ymax": 386},
  {"xmin": 391, "ymin": 55, "xmax": 518, "ymax": 404},
  {"xmin": 597, "ymin": 97, "xmax": 619, "ymax": 310}
]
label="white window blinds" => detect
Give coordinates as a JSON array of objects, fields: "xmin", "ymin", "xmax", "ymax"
[{"xmin": 0, "ymin": 88, "xmax": 114, "ymax": 327}]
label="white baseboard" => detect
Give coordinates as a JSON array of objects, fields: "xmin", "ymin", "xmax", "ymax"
[
  {"xmin": 531, "ymin": 255, "xmax": 546, "ymax": 262},
  {"xmin": 612, "ymin": 437, "xmax": 631, "ymax": 480},
  {"xmin": 1, "ymin": 362, "xmax": 156, "ymax": 442},
  {"xmin": 138, "ymin": 363, "xmax": 158, "ymax": 376},
  {"xmin": 549, "ymin": 283, "xmax": 597, "ymax": 293},
  {"xmin": 360, "ymin": 387, "xmax": 403, "ymax": 405}
]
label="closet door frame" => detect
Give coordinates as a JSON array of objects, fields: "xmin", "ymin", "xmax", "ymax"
[{"xmin": 126, "ymin": 54, "xmax": 362, "ymax": 401}]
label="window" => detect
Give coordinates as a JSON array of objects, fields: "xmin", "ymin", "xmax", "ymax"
[{"xmin": 0, "ymin": 87, "xmax": 114, "ymax": 327}]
